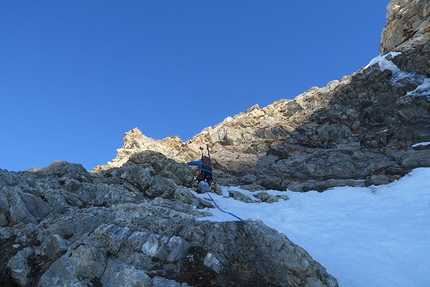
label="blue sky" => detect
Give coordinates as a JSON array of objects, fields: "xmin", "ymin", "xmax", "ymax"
[{"xmin": 1, "ymin": 1, "xmax": 389, "ymax": 171}]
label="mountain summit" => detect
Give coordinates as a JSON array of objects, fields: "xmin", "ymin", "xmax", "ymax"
[{"xmin": 97, "ymin": 0, "xmax": 430, "ymax": 192}]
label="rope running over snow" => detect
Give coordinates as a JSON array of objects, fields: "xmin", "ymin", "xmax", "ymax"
[{"xmin": 205, "ymin": 188, "xmax": 243, "ymax": 221}]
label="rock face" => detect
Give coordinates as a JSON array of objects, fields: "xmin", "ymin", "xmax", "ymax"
[
  {"xmin": 0, "ymin": 158, "xmax": 337, "ymax": 287},
  {"xmin": 96, "ymin": 0, "xmax": 430, "ymax": 192},
  {"xmin": 380, "ymin": 0, "xmax": 430, "ymax": 52}
]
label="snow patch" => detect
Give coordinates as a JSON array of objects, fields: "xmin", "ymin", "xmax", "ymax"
[
  {"xmin": 194, "ymin": 168, "xmax": 430, "ymax": 287},
  {"xmin": 367, "ymin": 52, "xmax": 430, "ymax": 97},
  {"xmin": 412, "ymin": 141, "xmax": 430, "ymax": 147},
  {"xmin": 406, "ymin": 77, "xmax": 430, "ymax": 97},
  {"xmin": 367, "ymin": 51, "xmax": 402, "ymax": 71}
]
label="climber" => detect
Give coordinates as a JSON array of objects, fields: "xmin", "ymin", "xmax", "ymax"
[{"xmin": 187, "ymin": 145, "xmax": 215, "ymax": 192}]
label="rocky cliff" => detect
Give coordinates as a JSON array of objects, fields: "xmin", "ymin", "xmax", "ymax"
[
  {"xmin": 97, "ymin": 0, "xmax": 430, "ymax": 192},
  {"xmin": 380, "ymin": 0, "xmax": 430, "ymax": 52}
]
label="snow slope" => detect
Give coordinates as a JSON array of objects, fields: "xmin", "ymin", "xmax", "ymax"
[{"xmin": 196, "ymin": 167, "xmax": 430, "ymax": 287}]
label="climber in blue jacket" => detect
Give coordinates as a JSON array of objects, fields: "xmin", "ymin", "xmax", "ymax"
[{"xmin": 187, "ymin": 146, "xmax": 214, "ymax": 192}]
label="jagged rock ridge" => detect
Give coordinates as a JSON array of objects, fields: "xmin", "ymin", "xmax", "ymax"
[{"xmin": 97, "ymin": 0, "xmax": 430, "ymax": 192}]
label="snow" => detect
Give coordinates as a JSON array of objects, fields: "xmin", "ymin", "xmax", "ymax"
[
  {"xmin": 367, "ymin": 52, "xmax": 430, "ymax": 97},
  {"xmin": 412, "ymin": 141, "xmax": 430, "ymax": 147},
  {"xmin": 407, "ymin": 77, "xmax": 430, "ymax": 97},
  {"xmin": 367, "ymin": 51, "xmax": 402, "ymax": 72},
  {"xmin": 194, "ymin": 168, "xmax": 430, "ymax": 287}
]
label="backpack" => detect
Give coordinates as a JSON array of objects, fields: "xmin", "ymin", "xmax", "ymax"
[{"xmin": 201, "ymin": 155, "xmax": 212, "ymax": 171}]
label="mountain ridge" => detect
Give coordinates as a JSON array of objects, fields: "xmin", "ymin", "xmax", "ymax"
[
  {"xmin": 1, "ymin": 1, "xmax": 429, "ymax": 286},
  {"xmin": 95, "ymin": 0, "xmax": 430, "ymax": 191}
]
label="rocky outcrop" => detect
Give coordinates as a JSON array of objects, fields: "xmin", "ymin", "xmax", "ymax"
[
  {"xmin": 95, "ymin": 129, "xmax": 197, "ymax": 170},
  {"xmin": 380, "ymin": 0, "xmax": 430, "ymax": 52},
  {"xmin": 95, "ymin": 0, "xmax": 430, "ymax": 192},
  {"xmin": 0, "ymin": 157, "xmax": 337, "ymax": 287},
  {"xmin": 96, "ymin": 62, "xmax": 430, "ymax": 192}
]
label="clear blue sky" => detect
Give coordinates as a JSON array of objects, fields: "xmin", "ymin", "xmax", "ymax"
[{"xmin": 1, "ymin": 1, "xmax": 389, "ymax": 171}]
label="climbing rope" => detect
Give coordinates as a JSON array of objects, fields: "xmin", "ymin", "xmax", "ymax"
[
  {"xmin": 201, "ymin": 183, "xmax": 243, "ymax": 221},
  {"xmin": 193, "ymin": 144, "xmax": 243, "ymax": 221}
]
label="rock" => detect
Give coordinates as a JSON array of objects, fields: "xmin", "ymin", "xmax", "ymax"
[
  {"xmin": 7, "ymin": 247, "xmax": 33, "ymax": 286},
  {"xmin": 380, "ymin": 0, "xmax": 430, "ymax": 52},
  {"xmin": 174, "ymin": 186, "xmax": 213, "ymax": 209},
  {"xmin": 0, "ymin": 160, "xmax": 338, "ymax": 286},
  {"xmin": 41, "ymin": 234, "xmax": 70, "ymax": 258},
  {"xmin": 398, "ymin": 149, "xmax": 430, "ymax": 169},
  {"xmin": 0, "ymin": 168, "xmax": 18, "ymax": 187},
  {"xmin": 0, "ymin": 186, "xmax": 50, "ymax": 226},
  {"xmin": 180, "ymin": 220, "xmax": 338, "ymax": 287},
  {"xmin": 228, "ymin": 189, "xmax": 255, "ymax": 203},
  {"xmin": 152, "ymin": 276, "xmax": 190, "ymax": 287},
  {"xmin": 203, "ymin": 252, "xmax": 223, "ymax": 273},
  {"xmin": 38, "ymin": 243, "xmax": 107, "ymax": 287},
  {"xmin": 100, "ymin": 259, "xmax": 152, "ymax": 287},
  {"xmin": 166, "ymin": 236, "xmax": 190, "ymax": 263},
  {"xmin": 253, "ymin": 191, "xmax": 289, "ymax": 203}
]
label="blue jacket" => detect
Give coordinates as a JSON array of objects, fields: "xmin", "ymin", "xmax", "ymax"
[{"xmin": 187, "ymin": 160, "xmax": 202, "ymax": 166}]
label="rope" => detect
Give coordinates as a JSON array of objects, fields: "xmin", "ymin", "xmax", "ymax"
[
  {"xmin": 198, "ymin": 144, "xmax": 243, "ymax": 221},
  {"xmin": 203, "ymin": 185, "xmax": 243, "ymax": 221}
]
